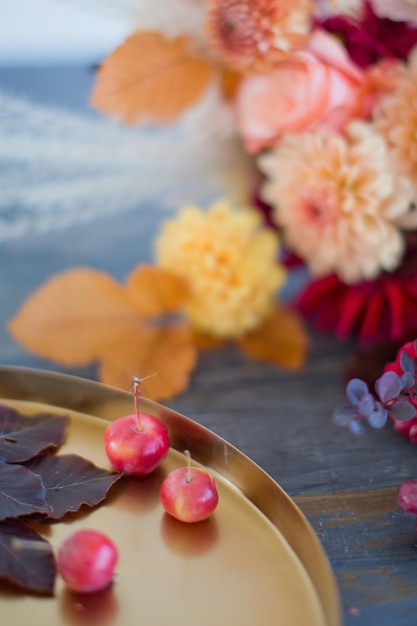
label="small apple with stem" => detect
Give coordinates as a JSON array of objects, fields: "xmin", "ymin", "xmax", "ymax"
[
  {"xmin": 160, "ymin": 450, "xmax": 219, "ymax": 523},
  {"xmin": 104, "ymin": 376, "xmax": 170, "ymax": 475},
  {"xmin": 57, "ymin": 529, "xmax": 118, "ymax": 594}
]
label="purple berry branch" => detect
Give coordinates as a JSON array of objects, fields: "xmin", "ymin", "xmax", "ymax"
[{"xmin": 332, "ymin": 341, "xmax": 417, "ymax": 527}]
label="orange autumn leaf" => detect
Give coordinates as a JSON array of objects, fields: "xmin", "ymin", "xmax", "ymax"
[
  {"xmin": 237, "ymin": 306, "xmax": 309, "ymax": 371},
  {"xmin": 99, "ymin": 322, "xmax": 197, "ymax": 401},
  {"xmin": 90, "ymin": 32, "xmax": 216, "ymax": 124},
  {"xmin": 126, "ymin": 265, "xmax": 189, "ymax": 317},
  {"xmin": 192, "ymin": 328, "xmax": 225, "ymax": 350},
  {"xmin": 8, "ymin": 268, "xmax": 140, "ymax": 366},
  {"xmin": 220, "ymin": 70, "xmax": 242, "ymax": 100},
  {"xmin": 8, "ymin": 264, "xmax": 197, "ymax": 402}
]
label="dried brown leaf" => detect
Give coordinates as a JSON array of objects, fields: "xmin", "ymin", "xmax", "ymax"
[
  {"xmin": 237, "ymin": 306, "xmax": 309, "ymax": 370},
  {"xmin": 90, "ymin": 32, "xmax": 216, "ymax": 124}
]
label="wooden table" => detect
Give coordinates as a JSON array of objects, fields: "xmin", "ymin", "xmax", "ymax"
[{"xmin": 1, "ymin": 67, "xmax": 417, "ymax": 626}]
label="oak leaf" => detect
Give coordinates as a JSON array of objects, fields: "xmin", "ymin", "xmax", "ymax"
[
  {"xmin": 237, "ymin": 306, "xmax": 309, "ymax": 370},
  {"xmin": 99, "ymin": 322, "xmax": 197, "ymax": 401},
  {"xmin": 8, "ymin": 268, "xmax": 138, "ymax": 366},
  {"xmin": 90, "ymin": 32, "xmax": 216, "ymax": 124}
]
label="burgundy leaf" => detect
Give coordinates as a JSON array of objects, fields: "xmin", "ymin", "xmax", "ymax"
[
  {"xmin": 348, "ymin": 419, "xmax": 365, "ymax": 436},
  {"xmin": 389, "ymin": 399, "xmax": 417, "ymax": 422},
  {"xmin": 25, "ymin": 454, "xmax": 122, "ymax": 520},
  {"xmin": 346, "ymin": 378, "xmax": 369, "ymax": 406},
  {"xmin": 0, "ymin": 462, "xmax": 49, "ymax": 520},
  {"xmin": 375, "ymin": 371, "xmax": 402, "ymax": 404},
  {"xmin": 332, "ymin": 404, "xmax": 356, "ymax": 427},
  {"xmin": 358, "ymin": 392, "xmax": 375, "ymax": 418},
  {"xmin": 400, "ymin": 351, "xmax": 415, "ymax": 377},
  {"xmin": 401, "ymin": 371, "xmax": 415, "ymax": 391},
  {"xmin": 367, "ymin": 402, "xmax": 388, "ymax": 429},
  {"xmin": 0, "ymin": 405, "xmax": 69, "ymax": 463},
  {"xmin": 0, "ymin": 519, "xmax": 55, "ymax": 594}
]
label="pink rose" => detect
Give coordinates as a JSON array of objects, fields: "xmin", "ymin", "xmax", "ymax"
[{"xmin": 235, "ymin": 29, "xmax": 365, "ymax": 153}]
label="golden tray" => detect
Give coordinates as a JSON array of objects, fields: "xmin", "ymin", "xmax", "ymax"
[{"xmin": 0, "ymin": 366, "xmax": 342, "ymax": 626}]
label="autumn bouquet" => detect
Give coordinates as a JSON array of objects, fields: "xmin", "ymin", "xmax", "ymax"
[
  {"xmin": 8, "ymin": 0, "xmax": 417, "ymax": 401},
  {"xmin": 83, "ymin": 0, "xmax": 417, "ymax": 344}
]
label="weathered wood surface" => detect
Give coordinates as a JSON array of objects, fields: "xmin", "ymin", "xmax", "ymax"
[{"xmin": 1, "ymin": 67, "xmax": 417, "ymax": 625}]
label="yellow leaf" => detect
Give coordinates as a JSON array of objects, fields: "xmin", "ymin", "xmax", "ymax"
[
  {"xmin": 90, "ymin": 32, "xmax": 216, "ymax": 124},
  {"xmin": 8, "ymin": 268, "xmax": 140, "ymax": 366},
  {"xmin": 237, "ymin": 306, "xmax": 309, "ymax": 371},
  {"xmin": 126, "ymin": 265, "xmax": 189, "ymax": 317},
  {"xmin": 99, "ymin": 322, "xmax": 197, "ymax": 402}
]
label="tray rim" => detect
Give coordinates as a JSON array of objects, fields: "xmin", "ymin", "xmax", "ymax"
[{"xmin": 0, "ymin": 365, "xmax": 342, "ymax": 626}]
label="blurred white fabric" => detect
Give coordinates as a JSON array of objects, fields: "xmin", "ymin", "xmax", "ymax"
[
  {"xmin": 0, "ymin": 80, "xmax": 252, "ymax": 240},
  {"xmin": 0, "ymin": 1, "xmax": 253, "ymax": 241},
  {"xmin": 0, "ymin": 0, "xmax": 131, "ymax": 65}
]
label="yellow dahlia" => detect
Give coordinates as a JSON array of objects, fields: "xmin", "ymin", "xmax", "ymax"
[
  {"xmin": 258, "ymin": 122, "xmax": 417, "ymax": 284},
  {"xmin": 154, "ymin": 200, "xmax": 284, "ymax": 337},
  {"xmin": 205, "ymin": 0, "xmax": 313, "ymax": 73},
  {"xmin": 374, "ymin": 47, "xmax": 417, "ymax": 186}
]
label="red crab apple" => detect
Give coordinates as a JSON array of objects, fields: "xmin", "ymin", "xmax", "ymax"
[
  {"xmin": 397, "ymin": 479, "xmax": 417, "ymax": 515},
  {"xmin": 160, "ymin": 451, "xmax": 219, "ymax": 523},
  {"xmin": 104, "ymin": 377, "xmax": 170, "ymax": 475},
  {"xmin": 57, "ymin": 529, "xmax": 118, "ymax": 594}
]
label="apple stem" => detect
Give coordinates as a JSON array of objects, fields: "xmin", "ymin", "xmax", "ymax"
[
  {"xmin": 130, "ymin": 372, "xmax": 159, "ymax": 432},
  {"xmin": 132, "ymin": 376, "xmax": 143, "ymax": 432},
  {"xmin": 184, "ymin": 449, "xmax": 192, "ymax": 483}
]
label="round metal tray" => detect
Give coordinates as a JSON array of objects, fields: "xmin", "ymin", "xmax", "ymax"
[{"xmin": 0, "ymin": 366, "xmax": 341, "ymax": 626}]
